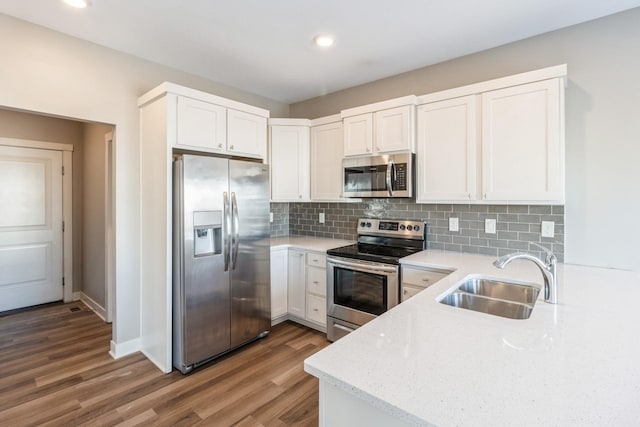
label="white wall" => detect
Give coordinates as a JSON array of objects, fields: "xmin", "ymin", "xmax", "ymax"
[
  {"xmin": 0, "ymin": 14, "xmax": 289, "ymax": 349},
  {"xmin": 82, "ymin": 122, "xmax": 113, "ymax": 308},
  {"xmin": 291, "ymin": 8, "xmax": 640, "ymax": 272}
]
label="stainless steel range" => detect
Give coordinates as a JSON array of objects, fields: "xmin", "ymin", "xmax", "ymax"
[{"xmin": 326, "ymin": 218, "xmax": 426, "ymax": 341}]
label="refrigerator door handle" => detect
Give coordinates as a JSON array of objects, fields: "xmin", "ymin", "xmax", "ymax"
[
  {"xmin": 223, "ymin": 191, "xmax": 231, "ymax": 271},
  {"xmin": 231, "ymin": 192, "xmax": 240, "ymax": 270}
]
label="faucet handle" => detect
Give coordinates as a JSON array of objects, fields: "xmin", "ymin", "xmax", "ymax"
[{"xmin": 529, "ymin": 242, "xmax": 556, "ymax": 264}]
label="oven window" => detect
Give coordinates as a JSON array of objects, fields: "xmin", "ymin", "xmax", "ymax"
[{"xmin": 333, "ymin": 267, "xmax": 388, "ymax": 315}]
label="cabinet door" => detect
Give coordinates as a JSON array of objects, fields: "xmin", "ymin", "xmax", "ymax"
[
  {"xmin": 310, "ymin": 121, "xmax": 344, "ymax": 200},
  {"xmin": 270, "ymin": 125, "xmax": 310, "ymax": 201},
  {"xmin": 176, "ymin": 96, "xmax": 226, "ymax": 152},
  {"xmin": 270, "ymin": 249, "xmax": 288, "ymax": 320},
  {"xmin": 481, "ymin": 79, "xmax": 563, "ymax": 203},
  {"xmin": 228, "ymin": 109, "xmax": 267, "ymax": 159},
  {"xmin": 343, "ymin": 113, "xmax": 373, "ymax": 156},
  {"xmin": 416, "ymin": 96, "xmax": 478, "ymax": 202},
  {"xmin": 375, "ymin": 105, "xmax": 414, "ymax": 153},
  {"xmin": 287, "ymin": 250, "xmax": 306, "ymax": 319}
]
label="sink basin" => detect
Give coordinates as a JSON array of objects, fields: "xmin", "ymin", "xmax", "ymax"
[
  {"xmin": 458, "ymin": 278, "xmax": 539, "ymax": 305},
  {"xmin": 439, "ymin": 276, "xmax": 540, "ymax": 320}
]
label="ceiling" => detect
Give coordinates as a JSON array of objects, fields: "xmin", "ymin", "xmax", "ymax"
[{"xmin": 2, "ymin": 1, "xmax": 640, "ymax": 104}]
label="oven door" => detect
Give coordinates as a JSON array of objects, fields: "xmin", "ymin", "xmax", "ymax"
[{"xmin": 327, "ymin": 256, "xmax": 399, "ymax": 327}]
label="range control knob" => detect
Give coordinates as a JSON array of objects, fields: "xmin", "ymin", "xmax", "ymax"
[
  {"xmin": 366, "ymin": 222, "xmax": 372, "ymax": 228},
  {"xmin": 414, "ymin": 225, "xmax": 420, "ymax": 232},
  {"xmin": 360, "ymin": 222, "xmax": 366, "ymax": 227},
  {"xmin": 407, "ymin": 225, "xmax": 413, "ymax": 231},
  {"xmin": 399, "ymin": 224, "xmax": 406, "ymax": 230}
]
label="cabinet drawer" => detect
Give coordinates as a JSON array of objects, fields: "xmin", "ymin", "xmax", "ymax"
[
  {"xmin": 306, "ymin": 294, "xmax": 327, "ymax": 325},
  {"xmin": 307, "ymin": 266, "xmax": 327, "ymax": 297},
  {"xmin": 401, "ymin": 284, "xmax": 424, "ymax": 302},
  {"xmin": 402, "ymin": 267, "xmax": 450, "ymax": 288},
  {"xmin": 306, "ymin": 252, "xmax": 327, "ymax": 267}
]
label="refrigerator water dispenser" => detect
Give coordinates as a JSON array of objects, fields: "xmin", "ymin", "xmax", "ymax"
[{"xmin": 193, "ymin": 210, "xmax": 222, "ymax": 257}]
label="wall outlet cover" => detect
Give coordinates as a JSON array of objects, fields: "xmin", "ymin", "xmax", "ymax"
[
  {"xmin": 485, "ymin": 218, "xmax": 497, "ymax": 234},
  {"xmin": 319, "ymin": 212, "xmax": 325, "ymax": 224},
  {"xmin": 269, "ymin": 212, "xmax": 274, "ymax": 223},
  {"xmin": 449, "ymin": 217, "xmax": 459, "ymax": 232},
  {"xmin": 541, "ymin": 221, "xmax": 555, "ymax": 238}
]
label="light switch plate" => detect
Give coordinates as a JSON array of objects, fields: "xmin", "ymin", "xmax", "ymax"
[
  {"xmin": 541, "ymin": 221, "xmax": 555, "ymax": 238},
  {"xmin": 269, "ymin": 212, "xmax": 274, "ymax": 223},
  {"xmin": 485, "ymin": 218, "xmax": 497, "ymax": 234},
  {"xmin": 449, "ymin": 217, "xmax": 459, "ymax": 232},
  {"xmin": 319, "ymin": 212, "xmax": 325, "ymax": 224}
]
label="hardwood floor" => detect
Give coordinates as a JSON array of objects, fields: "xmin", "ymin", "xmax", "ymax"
[{"xmin": 0, "ymin": 302, "xmax": 328, "ymax": 426}]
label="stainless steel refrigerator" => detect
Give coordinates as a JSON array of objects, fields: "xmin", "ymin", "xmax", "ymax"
[{"xmin": 172, "ymin": 154, "xmax": 270, "ymax": 374}]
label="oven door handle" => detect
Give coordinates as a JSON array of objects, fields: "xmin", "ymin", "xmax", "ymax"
[{"xmin": 328, "ymin": 258, "xmax": 397, "ymax": 274}]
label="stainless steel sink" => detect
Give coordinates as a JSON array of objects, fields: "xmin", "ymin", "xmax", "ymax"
[{"xmin": 439, "ymin": 277, "xmax": 540, "ymax": 320}]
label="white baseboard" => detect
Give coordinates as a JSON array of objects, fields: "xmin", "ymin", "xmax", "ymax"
[
  {"xmin": 80, "ymin": 292, "xmax": 107, "ymax": 321},
  {"xmin": 109, "ymin": 338, "xmax": 141, "ymax": 359},
  {"xmin": 72, "ymin": 292, "xmax": 81, "ymax": 301},
  {"xmin": 271, "ymin": 313, "xmax": 289, "ymax": 326}
]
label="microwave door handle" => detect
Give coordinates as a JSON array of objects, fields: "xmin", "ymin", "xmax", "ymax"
[{"xmin": 386, "ymin": 160, "xmax": 395, "ymax": 196}]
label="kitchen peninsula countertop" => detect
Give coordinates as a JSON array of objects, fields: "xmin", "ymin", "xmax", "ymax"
[
  {"xmin": 270, "ymin": 236, "xmax": 354, "ymax": 252},
  {"xmin": 304, "ymin": 250, "xmax": 640, "ymax": 426}
]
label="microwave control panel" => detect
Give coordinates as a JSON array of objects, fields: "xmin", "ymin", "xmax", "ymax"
[{"xmin": 395, "ymin": 163, "xmax": 407, "ymax": 190}]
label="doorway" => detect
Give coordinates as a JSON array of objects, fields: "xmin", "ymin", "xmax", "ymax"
[{"xmin": 0, "ymin": 108, "xmax": 115, "ymax": 321}]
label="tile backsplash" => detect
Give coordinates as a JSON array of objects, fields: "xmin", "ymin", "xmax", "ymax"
[{"xmin": 271, "ymin": 199, "xmax": 564, "ymax": 262}]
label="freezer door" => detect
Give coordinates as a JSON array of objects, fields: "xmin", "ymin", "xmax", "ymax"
[
  {"xmin": 174, "ymin": 155, "xmax": 231, "ymax": 369},
  {"xmin": 229, "ymin": 160, "xmax": 271, "ymax": 347}
]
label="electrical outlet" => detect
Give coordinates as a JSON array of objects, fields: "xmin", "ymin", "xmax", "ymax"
[
  {"xmin": 269, "ymin": 212, "xmax": 274, "ymax": 223},
  {"xmin": 449, "ymin": 217, "xmax": 459, "ymax": 232},
  {"xmin": 319, "ymin": 212, "xmax": 325, "ymax": 224},
  {"xmin": 485, "ymin": 218, "xmax": 497, "ymax": 234},
  {"xmin": 541, "ymin": 221, "xmax": 555, "ymax": 238}
]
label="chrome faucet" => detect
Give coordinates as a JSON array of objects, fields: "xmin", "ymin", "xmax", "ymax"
[{"xmin": 493, "ymin": 243, "xmax": 558, "ymax": 304}]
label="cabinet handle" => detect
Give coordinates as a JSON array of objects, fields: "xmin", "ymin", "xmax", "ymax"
[
  {"xmin": 422, "ymin": 278, "xmax": 431, "ymax": 282},
  {"xmin": 313, "ymin": 308, "xmax": 319, "ymax": 312},
  {"xmin": 483, "ymin": 193, "xmax": 487, "ymax": 199},
  {"xmin": 313, "ymin": 281, "xmax": 319, "ymax": 284},
  {"xmin": 218, "ymin": 143, "xmax": 223, "ymax": 148},
  {"xmin": 403, "ymin": 289, "xmax": 408, "ymax": 295},
  {"xmin": 366, "ymin": 147, "xmax": 371, "ymax": 152},
  {"xmin": 468, "ymin": 193, "xmax": 472, "ymax": 199},
  {"xmin": 376, "ymin": 146, "xmax": 381, "ymax": 151}
]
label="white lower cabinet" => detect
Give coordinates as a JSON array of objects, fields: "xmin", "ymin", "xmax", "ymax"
[
  {"xmin": 272, "ymin": 247, "xmax": 328, "ymax": 332},
  {"xmin": 287, "ymin": 249, "xmax": 306, "ymax": 319},
  {"xmin": 270, "ymin": 248, "xmax": 288, "ymax": 324},
  {"xmin": 401, "ymin": 266, "xmax": 451, "ymax": 302}
]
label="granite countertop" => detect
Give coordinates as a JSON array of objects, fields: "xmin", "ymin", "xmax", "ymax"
[
  {"xmin": 270, "ymin": 236, "xmax": 354, "ymax": 252},
  {"xmin": 304, "ymin": 250, "xmax": 640, "ymax": 426}
]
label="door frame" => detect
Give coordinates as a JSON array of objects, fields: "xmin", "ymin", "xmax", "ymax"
[
  {"xmin": 0, "ymin": 137, "xmax": 74, "ymax": 305},
  {"xmin": 105, "ymin": 131, "xmax": 115, "ymax": 323}
]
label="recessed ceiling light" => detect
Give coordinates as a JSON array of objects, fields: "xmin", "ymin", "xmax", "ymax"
[
  {"xmin": 314, "ymin": 35, "xmax": 335, "ymax": 48},
  {"xmin": 63, "ymin": 0, "xmax": 90, "ymax": 8}
]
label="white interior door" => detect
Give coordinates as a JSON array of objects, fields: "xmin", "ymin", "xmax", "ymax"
[{"xmin": 0, "ymin": 145, "xmax": 63, "ymax": 312}]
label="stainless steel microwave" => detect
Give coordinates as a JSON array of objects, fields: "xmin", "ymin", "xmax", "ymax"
[{"xmin": 343, "ymin": 153, "xmax": 414, "ymax": 198}]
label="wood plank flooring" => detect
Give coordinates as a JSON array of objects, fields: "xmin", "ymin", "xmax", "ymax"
[{"xmin": 0, "ymin": 302, "xmax": 328, "ymax": 426}]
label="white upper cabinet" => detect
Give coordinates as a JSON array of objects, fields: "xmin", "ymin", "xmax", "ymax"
[
  {"xmin": 416, "ymin": 95, "xmax": 478, "ymax": 202},
  {"xmin": 177, "ymin": 96, "xmax": 227, "ymax": 152},
  {"xmin": 227, "ymin": 108, "xmax": 267, "ymax": 159},
  {"xmin": 139, "ymin": 82, "xmax": 269, "ymax": 160},
  {"xmin": 342, "ymin": 96, "xmax": 417, "ymax": 157},
  {"xmin": 269, "ymin": 119, "xmax": 310, "ymax": 202},
  {"xmin": 481, "ymin": 79, "xmax": 563, "ymax": 203},
  {"xmin": 375, "ymin": 105, "xmax": 414, "ymax": 153},
  {"xmin": 343, "ymin": 113, "xmax": 373, "ymax": 156},
  {"xmin": 310, "ymin": 116, "xmax": 344, "ymax": 201},
  {"xmin": 415, "ymin": 65, "xmax": 566, "ymax": 204}
]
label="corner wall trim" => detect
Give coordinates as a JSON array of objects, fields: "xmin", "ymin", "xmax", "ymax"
[{"xmin": 109, "ymin": 338, "xmax": 141, "ymax": 359}]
